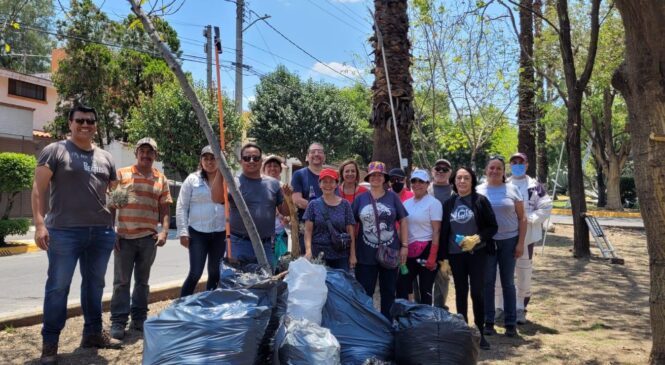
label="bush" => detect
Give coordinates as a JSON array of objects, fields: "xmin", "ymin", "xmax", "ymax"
[
  {"xmin": 0, "ymin": 218, "xmax": 30, "ymax": 245},
  {"xmin": 0, "ymin": 153, "xmax": 37, "ymax": 219}
]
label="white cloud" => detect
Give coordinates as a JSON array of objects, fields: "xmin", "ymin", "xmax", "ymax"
[{"xmin": 311, "ymin": 61, "xmax": 363, "ymax": 79}]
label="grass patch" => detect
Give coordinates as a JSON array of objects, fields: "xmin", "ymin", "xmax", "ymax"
[{"xmin": 3, "ymin": 325, "xmax": 15, "ymax": 334}]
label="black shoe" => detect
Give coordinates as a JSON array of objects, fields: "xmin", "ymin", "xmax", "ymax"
[
  {"xmin": 80, "ymin": 331, "xmax": 123, "ymax": 349},
  {"xmin": 479, "ymin": 335, "xmax": 491, "ymax": 350},
  {"xmin": 40, "ymin": 341, "xmax": 58, "ymax": 365},
  {"xmin": 505, "ymin": 324, "xmax": 518, "ymax": 337},
  {"xmin": 483, "ymin": 323, "xmax": 496, "ymax": 336},
  {"xmin": 130, "ymin": 320, "xmax": 144, "ymax": 332},
  {"xmin": 110, "ymin": 323, "xmax": 125, "ymax": 340}
]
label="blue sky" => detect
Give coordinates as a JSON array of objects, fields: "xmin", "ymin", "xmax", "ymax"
[{"xmin": 91, "ymin": 0, "xmax": 374, "ymax": 109}]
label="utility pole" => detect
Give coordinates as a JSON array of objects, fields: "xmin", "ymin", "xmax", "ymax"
[
  {"xmin": 235, "ymin": 0, "xmax": 244, "ymax": 116},
  {"xmin": 203, "ymin": 25, "xmax": 213, "ymax": 102}
]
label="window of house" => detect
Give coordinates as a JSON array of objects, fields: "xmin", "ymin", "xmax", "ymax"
[{"xmin": 8, "ymin": 78, "xmax": 46, "ymax": 101}]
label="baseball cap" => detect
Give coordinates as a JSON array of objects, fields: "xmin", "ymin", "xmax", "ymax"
[
  {"xmin": 509, "ymin": 152, "xmax": 528, "ymax": 163},
  {"xmin": 200, "ymin": 145, "xmax": 214, "ymax": 156},
  {"xmin": 135, "ymin": 137, "xmax": 158, "ymax": 153},
  {"xmin": 319, "ymin": 168, "xmax": 339, "ymax": 181},
  {"xmin": 388, "ymin": 168, "xmax": 406, "ymax": 178},
  {"xmin": 434, "ymin": 158, "xmax": 451, "ymax": 167},
  {"xmin": 410, "ymin": 169, "xmax": 431, "ymax": 182}
]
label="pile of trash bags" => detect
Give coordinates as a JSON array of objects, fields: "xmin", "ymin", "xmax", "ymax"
[{"xmin": 142, "ymin": 258, "xmax": 480, "ymax": 365}]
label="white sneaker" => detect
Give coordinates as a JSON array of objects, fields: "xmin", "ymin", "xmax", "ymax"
[{"xmin": 516, "ymin": 309, "xmax": 527, "ymax": 324}]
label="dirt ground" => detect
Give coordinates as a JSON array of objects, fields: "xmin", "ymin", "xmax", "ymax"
[{"xmin": 0, "ymin": 224, "xmax": 651, "ymax": 364}]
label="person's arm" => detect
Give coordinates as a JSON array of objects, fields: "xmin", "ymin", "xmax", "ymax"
[
  {"xmin": 399, "ymin": 217, "xmax": 408, "ymax": 264},
  {"xmin": 176, "ymin": 176, "xmax": 193, "ymax": 247},
  {"xmin": 210, "ymin": 169, "xmax": 226, "ymax": 204},
  {"xmin": 304, "ymin": 221, "xmax": 314, "ymax": 259},
  {"xmin": 156, "ymin": 202, "xmax": 170, "ymax": 247},
  {"xmin": 514, "ymin": 200, "xmax": 527, "ymax": 258},
  {"xmin": 529, "ymin": 182, "xmax": 553, "ymax": 224},
  {"xmin": 347, "ymin": 223, "xmax": 357, "ymax": 268},
  {"xmin": 290, "ymin": 171, "xmax": 309, "ymax": 210},
  {"xmin": 32, "ymin": 166, "xmax": 53, "ymax": 250},
  {"xmin": 425, "ymin": 220, "xmax": 441, "ymax": 271}
]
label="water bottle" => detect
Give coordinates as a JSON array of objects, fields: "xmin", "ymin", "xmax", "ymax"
[
  {"xmin": 309, "ymin": 185, "xmax": 316, "ymax": 200},
  {"xmin": 399, "ymin": 263, "xmax": 409, "ymax": 275},
  {"xmin": 455, "ymin": 234, "xmax": 465, "ymax": 246}
]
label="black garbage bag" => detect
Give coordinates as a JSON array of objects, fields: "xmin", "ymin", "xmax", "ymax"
[
  {"xmin": 218, "ymin": 261, "xmax": 288, "ymax": 365},
  {"xmin": 142, "ymin": 289, "xmax": 272, "ymax": 365},
  {"xmin": 390, "ymin": 299, "xmax": 480, "ymax": 365},
  {"xmin": 321, "ymin": 269, "xmax": 394, "ymax": 365},
  {"xmin": 274, "ymin": 315, "xmax": 341, "ymax": 365}
]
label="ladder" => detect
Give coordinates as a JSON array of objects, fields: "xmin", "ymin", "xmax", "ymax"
[{"xmin": 583, "ymin": 213, "xmax": 624, "ymax": 265}]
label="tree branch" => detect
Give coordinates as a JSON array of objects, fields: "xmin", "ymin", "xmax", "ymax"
[{"xmin": 578, "ymin": 0, "xmax": 602, "ymax": 89}]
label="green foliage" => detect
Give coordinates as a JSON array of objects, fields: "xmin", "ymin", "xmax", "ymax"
[
  {"xmin": 339, "ymin": 83, "xmax": 373, "ymax": 164},
  {"xmin": 0, "ymin": 218, "xmax": 30, "ymax": 244},
  {"xmin": 48, "ymin": 0, "xmax": 178, "ymax": 146},
  {"xmin": 0, "ymin": 153, "xmax": 36, "ymax": 195},
  {"xmin": 249, "ymin": 66, "xmax": 358, "ymax": 164},
  {"xmin": 126, "ymin": 80, "xmax": 242, "ymax": 178},
  {"xmin": 0, "ymin": 0, "xmax": 55, "ymax": 73}
]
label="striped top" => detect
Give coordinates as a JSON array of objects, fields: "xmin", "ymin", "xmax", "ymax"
[{"xmin": 116, "ymin": 165, "xmax": 172, "ymax": 239}]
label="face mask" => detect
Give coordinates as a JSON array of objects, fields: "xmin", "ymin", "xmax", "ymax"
[
  {"xmin": 392, "ymin": 182, "xmax": 404, "ymax": 193},
  {"xmin": 511, "ymin": 164, "xmax": 526, "ymax": 177}
]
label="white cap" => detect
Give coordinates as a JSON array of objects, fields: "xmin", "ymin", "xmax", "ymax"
[{"xmin": 410, "ymin": 169, "xmax": 430, "ymax": 182}]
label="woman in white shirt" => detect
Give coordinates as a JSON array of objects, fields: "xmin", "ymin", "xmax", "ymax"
[
  {"xmin": 177, "ymin": 146, "xmax": 226, "ymax": 297},
  {"xmin": 396, "ymin": 169, "xmax": 442, "ymax": 305}
]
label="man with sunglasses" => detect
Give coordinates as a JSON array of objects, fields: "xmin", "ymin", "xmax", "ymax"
[
  {"xmin": 211, "ymin": 143, "xmax": 290, "ymax": 269},
  {"xmin": 32, "ymin": 105, "xmax": 121, "ymax": 364},
  {"xmin": 427, "ymin": 158, "xmax": 454, "ymax": 309}
]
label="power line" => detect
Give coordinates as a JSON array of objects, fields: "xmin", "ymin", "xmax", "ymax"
[{"xmin": 306, "ymin": 0, "xmax": 367, "ymax": 34}]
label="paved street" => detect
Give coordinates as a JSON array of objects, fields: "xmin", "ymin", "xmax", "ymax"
[{"xmin": 0, "ymin": 230, "xmax": 192, "ymax": 318}]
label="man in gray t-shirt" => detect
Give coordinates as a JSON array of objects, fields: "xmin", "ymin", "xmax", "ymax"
[
  {"xmin": 32, "ymin": 105, "xmax": 121, "ymax": 364},
  {"xmin": 211, "ymin": 143, "xmax": 289, "ymax": 269}
]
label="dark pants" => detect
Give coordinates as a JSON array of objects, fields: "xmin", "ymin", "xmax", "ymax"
[
  {"xmin": 449, "ymin": 251, "xmax": 487, "ymax": 331},
  {"xmin": 485, "ymin": 236, "xmax": 518, "ymax": 326},
  {"xmin": 110, "ymin": 235, "xmax": 157, "ymax": 326},
  {"xmin": 180, "ymin": 227, "xmax": 226, "ymax": 297},
  {"xmin": 42, "ymin": 227, "xmax": 115, "ymax": 344},
  {"xmin": 324, "ymin": 257, "xmax": 350, "ymax": 271},
  {"xmin": 397, "ymin": 246, "xmax": 437, "ymax": 305},
  {"xmin": 355, "ymin": 263, "xmax": 398, "ymax": 319}
]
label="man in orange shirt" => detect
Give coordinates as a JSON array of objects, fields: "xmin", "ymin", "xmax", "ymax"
[{"xmin": 109, "ymin": 138, "xmax": 172, "ymax": 340}]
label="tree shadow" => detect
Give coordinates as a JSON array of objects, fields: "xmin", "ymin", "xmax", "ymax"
[{"xmin": 23, "ymin": 347, "xmax": 110, "ymax": 365}]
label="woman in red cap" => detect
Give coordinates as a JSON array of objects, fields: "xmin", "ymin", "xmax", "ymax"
[{"xmin": 303, "ymin": 168, "xmax": 356, "ymax": 270}]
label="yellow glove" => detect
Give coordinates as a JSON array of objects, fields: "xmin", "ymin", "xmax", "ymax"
[
  {"xmin": 460, "ymin": 234, "xmax": 481, "ymax": 252},
  {"xmin": 438, "ymin": 259, "xmax": 452, "ymax": 278}
]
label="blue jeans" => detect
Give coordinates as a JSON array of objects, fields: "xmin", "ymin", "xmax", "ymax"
[
  {"xmin": 110, "ymin": 235, "xmax": 158, "ymax": 326},
  {"xmin": 354, "ymin": 263, "xmax": 398, "ymax": 319},
  {"xmin": 42, "ymin": 227, "xmax": 115, "ymax": 344},
  {"xmin": 230, "ymin": 234, "xmax": 274, "ymax": 272},
  {"xmin": 485, "ymin": 236, "xmax": 518, "ymax": 326},
  {"xmin": 181, "ymin": 228, "xmax": 226, "ymax": 297}
]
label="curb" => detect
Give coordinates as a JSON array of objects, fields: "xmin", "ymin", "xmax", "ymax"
[
  {"xmin": 0, "ymin": 240, "xmax": 40, "ymax": 257},
  {"xmin": 0, "ymin": 279, "xmax": 207, "ymax": 329},
  {"xmin": 551, "ymin": 208, "xmax": 642, "ymax": 219}
]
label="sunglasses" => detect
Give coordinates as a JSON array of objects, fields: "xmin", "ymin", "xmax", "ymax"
[
  {"xmin": 73, "ymin": 118, "xmax": 96, "ymax": 125},
  {"xmin": 489, "ymin": 155, "xmax": 505, "ymax": 162},
  {"xmin": 241, "ymin": 155, "xmax": 262, "ymax": 162},
  {"xmin": 434, "ymin": 166, "xmax": 450, "ymax": 173}
]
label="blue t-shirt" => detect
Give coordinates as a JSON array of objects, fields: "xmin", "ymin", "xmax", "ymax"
[
  {"xmin": 291, "ymin": 167, "xmax": 323, "ymax": 220},
  {"xmin": 476, "ymin": 182, "xmax": 522, "ymax": 240},
  {"xmin": 448, "ymin": 195, "xmax": 478, "ymax": 254},
  {"xmin": 352, "ymin": 191, "xmax": 408, "ymax": 265},
  {"xmin": 303, "ymin": 197, "xmax": 354, "ymax": 260}
]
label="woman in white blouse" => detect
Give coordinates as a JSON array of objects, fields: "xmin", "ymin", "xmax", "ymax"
[{"xmin": 177, "ymin": 146, "xmax": 226, "ymax": 297}]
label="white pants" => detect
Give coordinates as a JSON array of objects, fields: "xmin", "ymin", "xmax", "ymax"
[{"xmin": 495, "ymin": 242, "xmax": 534, "ymax": 311}]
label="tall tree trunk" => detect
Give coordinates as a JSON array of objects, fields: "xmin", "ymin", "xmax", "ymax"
[
  {"xmin": 533, "ymin": 0, "xmax": 548, "ymax": 184},
  {"xmin": 370, "ymin": 0, "xmax": 414, "ymax": 170},
  {"xmin": 613, "ymin": 2, "xmax": 665, "ymax": 362},
  {"xmin": 604, "ymin": 161, "xmax": 622, "ymax": 210},
  {"xmin": 557, "ymin": 0, "xmax": 600, "ymax": 258},
  {"xmin": 517, "ymin": 0, "xmax": 537, "ymax": 175},
  {"xmin": 594, "ymin": 157, "xmax": 607, "ymax": 207},
  {"xmin": 566, "ymin": 100, "xmax": 590, "ymax": 257}
]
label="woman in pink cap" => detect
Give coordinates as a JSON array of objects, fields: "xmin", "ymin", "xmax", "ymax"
[
  {"xmin": 352, "ymin": 161, "xmax": 409, "ymax": 318},
  {"xmin": 303, "ymin": 168, "xmax": 356, "ymax": 270}
]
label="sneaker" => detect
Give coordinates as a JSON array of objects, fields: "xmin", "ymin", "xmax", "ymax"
[
  {"xmin": 505, "ymin": 324, "xmax": 518, "ymax": 337},
  {"xmin": 494, "ymin": 308, "xmax": 504, "ymax": 323},
  {"xmin": 80, "ymin": 331, "xmax": 123, "ymax": 349},
  {"xmin": 516, "ymin": 309, "xmax": 527, "ymax": 325},
  {"xmin": 483, "ymin": 323, "xmax": 497, "ymax": 336},
  {"xmin": 130, "ymin": 320, "xmax": 144, "ymax": 332},
  {"xmin": 110, "ymin": 323, "xmax": 125, "ymax": 340},
  {"xmin": 40, "ymin": 341, "xmax": 58, "ymax": 365},
  {"xmin": 479, "ymin": 335, "xmax": 491, "ymax": 350}
]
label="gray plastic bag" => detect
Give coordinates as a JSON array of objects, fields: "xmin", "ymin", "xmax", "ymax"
[{"xmin": 274, "ymin": 316, "xmax": 341, "ymax": 365}]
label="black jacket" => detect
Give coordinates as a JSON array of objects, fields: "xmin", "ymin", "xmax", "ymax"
[{"xmin": 439, "ymin": 192, "xmax": 499, "ymax": 259}]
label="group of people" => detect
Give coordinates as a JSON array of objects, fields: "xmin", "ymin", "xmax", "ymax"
[{"xmin": 31, "ymin": 104, "xmax": 551, "ymax": 364}]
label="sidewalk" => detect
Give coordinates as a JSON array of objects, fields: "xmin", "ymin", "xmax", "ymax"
[{"xmin": 549, "ymin": 214, "xmax": 644, "ymax": 229}]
